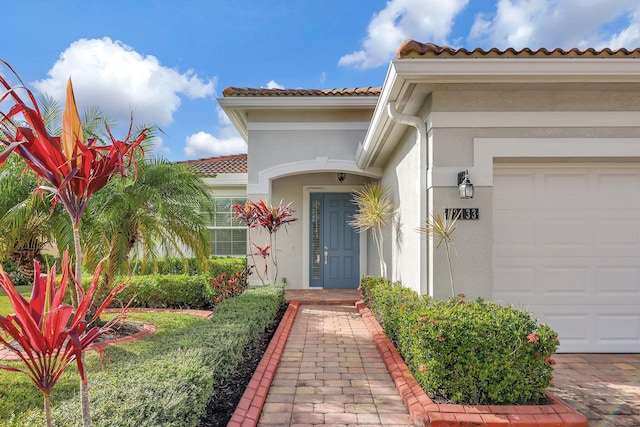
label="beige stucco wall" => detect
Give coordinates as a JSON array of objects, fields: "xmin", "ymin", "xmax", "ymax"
[
  {"xmin": 379, "ymin": 127, "xmax": 425, "ymax": 294},
  {"xmin": 407, "ymin": 83, "xmax": 640, "ymax": 300},
  {"xmin": 243, "ymin": 106, "xmax": 378, "ymax": 288},
  {"xmin": 247, "ymin": 172, "xmax": 372, "ymax": 288},
  {"xmin": 246, "ymin": 109, "xmax": 373, "ymax": 186},
  {"xmin": 430, "ymin": 83, "xmax": 640, "ymax": 111}
]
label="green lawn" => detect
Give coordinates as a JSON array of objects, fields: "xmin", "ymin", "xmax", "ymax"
[
  {"xmin": 0, "ymin": 312, "xmax": 203, "ymax": 426},
  {"xmin": 0, "ymin": 286, "xmax": 31, "ymax": 316},
  {"xmin": 0, "ymin": 284, "xmax": 283, "ymax": 426}
]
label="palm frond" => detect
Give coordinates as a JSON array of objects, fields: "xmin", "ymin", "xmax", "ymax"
[
  {"xmin": 418, "ymin": 209, "xmax": 460, "ymax": 250},
  {"xmin": 349, "ymin": 183, "xmax": 394, "ymax": 232}
]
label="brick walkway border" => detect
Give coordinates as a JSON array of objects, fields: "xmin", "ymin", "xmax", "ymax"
[
  {"xmin": 356, "ymin": 300, "xmax": 589, "ymax": 427},
  {"xmin": 228, "ymin": 300, "xmax": 300, "ymax": 427}
]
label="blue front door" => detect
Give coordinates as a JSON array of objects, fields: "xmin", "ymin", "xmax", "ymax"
[{"xmin": 310, "ymin": 193, "xmax": 360, "ymax": 289}]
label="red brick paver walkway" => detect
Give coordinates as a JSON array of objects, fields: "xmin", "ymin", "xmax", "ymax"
[
  {"xmin": 257, "ymin": 305, "xmax": 415, "ymax": 427},
  {"xmin": 551, "ymin": 354, "xmax": 640, "ymax": 427}
]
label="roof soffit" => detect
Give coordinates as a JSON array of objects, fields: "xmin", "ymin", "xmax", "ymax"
[
  {"xmin": 359, "ymin": 56, "xmax": 640, "ymax": 169},
  {"xmin": 217, "ymin": 96, "xmax": 380, "ymax": 142}
]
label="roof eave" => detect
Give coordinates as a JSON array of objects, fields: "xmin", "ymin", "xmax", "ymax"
[
  {"xmin": 359, "ymin": 57, "xmax": 640, "ymax": 169},
  {"xmin": 392, "ymin": 57, "xmax": 640, "ymax": 83},
  {"xmin": 217, "ymin": 96, "xmax": 380, "ymax": 143}
]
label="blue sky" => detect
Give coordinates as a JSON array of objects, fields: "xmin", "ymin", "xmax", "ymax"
[{"xmin": 2, "ymin": 1, "xmax": 639, "ymax": 161}]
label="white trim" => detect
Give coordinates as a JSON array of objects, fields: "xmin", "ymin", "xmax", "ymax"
[
  {"xmin": 219, "ymin": 96, "xmax": 380, "ymax": 142},
  {"xmin": 203, "ymin": 173, "xmax": 248, "ymax": 186},
  {"xmin": 248, "ymin": 122, "xmax": 370, "ymax": 131},
  {"xmin": 427, "ymin": 112, "xmax": 640, "ymax": 130},
  {"xmin": 248, "ymin": 157, "xmax": 383, "ymax": 194},
  {"xmin": 357, "ymin": 64, "xmax": 402, "ymax": 169},
  {"xmin": 428, "ymin": 137, "xmax": 640, "ymax": 188},
  {"xmin": 302, "ymin": 186, "xmax": 367, "ymax": 289},
  {"xmin": 362, "ymin": 57, "xmax": 640, "ymax": 170},
  {"xmin": 392, "ymin": 58, "xmax": 640, "ymax": 83},
  {"xmin": 218, "ymin": 96, "xmax": 379, "ymax": 109}
]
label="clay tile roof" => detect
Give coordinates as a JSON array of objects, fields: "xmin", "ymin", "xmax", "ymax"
[
  {"xmin": 222, "ymin": 87, "xmax": 382, "ymax": 97},
  {"xmin": 396, "ymin": 40, "xmax": 640, "ymax": 59},
  {"xmin": 178, "ymin": 154, "xmax": 247, "ymax": 177}
]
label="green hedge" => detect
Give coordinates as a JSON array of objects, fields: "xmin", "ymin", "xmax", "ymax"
[
  {"xmin": 0, "ymin": 259, "xmax": 31, "ymax": 288},
  {"xmin": 110, "ymin": 274, "xmax": 215, "ymax": 309},
  {"xmin": 131, "ymin": 256, "xmax": 246, "ymax": 277},
  {"xmin": 82, "ymin": 258, "xmax": 250, "ymax": 309},
  {"xmin": 360, "ymin": 276, "xmax": 559, "ymax": 405},
  {"xmin": 13, "ymin": 284, "xmax": 285, "ymax": 427}
]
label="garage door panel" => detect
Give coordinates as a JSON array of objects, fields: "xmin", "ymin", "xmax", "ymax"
[
  {"xmin": 598, "ymin": 219, "xmax": 640, "ymax": 247},
  {"xmin": 493, "ymin": 218, "xmax": 535, "ymax": 248},
  {"xmin": 542, "ymin": 172, "xmax": 589, "ymax": 204},
  {"xmin": 597, "ymin": 314, "xmax": 640, "ymax": 341},
  {"xmin": 541, "ymin": 312, "xmax": 590, "ymax": 342},
  {"xmin": 514, "ymin": 306, "xmax": 640, "ymax": 352},
  {"xmin": 595, "ymin": 172, "xmax": 640, "ymax": 204},
  {"xmin": 496, "ymin": 257, "xmax": 640, "ymax": 303},
  {"xmin": 492, "ymin": 172, "xmax": 535, "ymax": 208},
  {"xmin": 597, "ymin": 268, "xmax": 640, "ymax": 293},
  {"xmin": 493, "ymin": 266, "xmax": 535, "ymax": 295},
  {"xmin": 539, "ymin": 220, "xmax": 589, "ymax": 248},
  {"xmin": 493, "ymin": 164, "xmax": 640, "ymax": 352},
  {"xmin": 543, "ymin": 267, "xmax": 588, "ymax": 293}
]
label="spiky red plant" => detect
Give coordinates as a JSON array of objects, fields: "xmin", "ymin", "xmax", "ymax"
[{"xmin": 0, "ymin": 252, "xmax": 127, "ymax": 426}]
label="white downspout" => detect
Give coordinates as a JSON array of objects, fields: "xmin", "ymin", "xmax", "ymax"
[
  {"xmin": 386, "ymin": 102, "xmax": 432, "ymax": 296},
  {"xmin": 386, "ymin": 102, "xmax": 426, "ymax": 145}
]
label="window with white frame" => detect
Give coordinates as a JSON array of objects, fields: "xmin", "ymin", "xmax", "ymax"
[{"xmin": 207, "ymin": 197, "xmax": 247, "ymax": 256}]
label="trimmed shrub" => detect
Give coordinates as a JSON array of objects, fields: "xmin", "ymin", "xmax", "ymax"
[
  {"xmin": 210, "ymin": 267, "xmax": 251, "ymax": 304},
  {"xmin": 131, "ymin": 256, "xmax": 246, "ymax": 277},
  {"xmin": 108, "ymin": 275, "xmax": 215, "ymax": 309},
  {"xmin": 361, "ymin": 276, "xmax": 559, "ymax": 405},
  {"xmin": 0, "ymin": 259, "xmax": 30, "ymax": 288},
  {"xmin": 11, "ymin": 284, "xmax": 285, "ymax": 427},
  {"xmin": 94, "ymin": 263, "xmax": 250, "ymax": 309}
]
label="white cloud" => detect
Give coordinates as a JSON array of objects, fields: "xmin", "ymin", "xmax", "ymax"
[
  {"xmin": 469, "ymin": 0, "xmax": 640, "ymax": 49},
  {"xmin": 33, "ymin": 37, "xmax": 216, "ymax": 127},
  {"xmin": 339, "ymin": 0, "xmax": 469, "ymax": 69},
  {"xmin": 146, "ymin": 135, "xmax": 170, "ymax": 154},
  {"xmin": 264, "ymin": 80, "xmax": 284, "ymax": 89},
  {"xmin": 608, "ymin": 7, "xmax": 640, "ymax": 48},
  {"xmin": 183, "ymin": 107, "xmax": 246, "ymax": 158}
]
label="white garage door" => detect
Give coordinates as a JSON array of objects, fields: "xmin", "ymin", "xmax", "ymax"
[{"xmin": 493, "ymin": 164, "xmax": 640, "ymax": 353}]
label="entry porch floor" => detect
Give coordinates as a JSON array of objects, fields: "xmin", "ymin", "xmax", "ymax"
[{"xmin": 284, "ymin": 288, "xmax": 361, "ymax": 305}]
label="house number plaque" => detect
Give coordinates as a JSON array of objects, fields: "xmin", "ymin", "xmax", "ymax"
[{"xmin": 445, "ymin": 208, "xmax": 479, "ymax": 220}]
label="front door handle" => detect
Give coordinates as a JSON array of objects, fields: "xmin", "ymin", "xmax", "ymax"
[{"xmin": 324, "ymin": 246, "xmax": 328, "ymax": 265}]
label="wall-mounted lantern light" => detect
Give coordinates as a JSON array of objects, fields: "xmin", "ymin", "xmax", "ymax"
[
  {"xmin": 337, "ymin": 172, "xmax": 346, "ymax": 183},
  {"xmin": 457, "ymin": 170, "xmax": 474, "ymax": 199}
]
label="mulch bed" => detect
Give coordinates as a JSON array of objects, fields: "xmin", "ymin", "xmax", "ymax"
[
  {"xmin": 95, "ymin": 320, "xmax": 146, "ymax": 342},
  {"xmin": 198, "ymin": 303, "xmax": 288, "ymax": 427}
]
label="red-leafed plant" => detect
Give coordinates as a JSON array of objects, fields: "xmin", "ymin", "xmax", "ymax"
[
  {"xmin": 0, "ymin": 60, "xmax": 148, "ymax": 426},
  {"xmin": 250, "ymin": 243, "xmax": 271, "ymax": 283},
  {"xmin": 0, "ymin": 252, "xmax": 127, "ymax": 427},
  {"xmin": 232, "ymin": 200, "xmax": 296, "ymax": 285},
  {"xmin": 209, "ymin": 266, "xmax": 251, "ymax": 304}
]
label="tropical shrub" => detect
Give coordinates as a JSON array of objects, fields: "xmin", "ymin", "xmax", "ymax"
[
  {"xmin": 232, "ymin": 200, "xmax": 297, "ymax": 285},
  {"xmin": 0, "ymin": 259, "xmax": 30, "ymax": 288},
  {"xmin": 418, "ymin": 209, "xmax": 460, "ymax": 296},
  {"xmin": 0, "ymin": 254, "xmax": 127, "ymax": 427},
  {"xmin": 131, "ymin": 256, "xmax": 246, "ymax": 277},
  {"xmin": 104, "ymin": 275, "xmax": 214, "ymax": 309},
  {"xmin": 209, "ymin": 267, "xmax": 251, "ymax": 304},
  {"xmin": 0, "ymin": 60, "xmax": 149, "ymax": 426},
  {"xmin": 5, "ymin": 284, "xmax": 285, "ymax": 427},
  {"xmin": 361, "ymin": 276, "xmax": 559, "ymax": 405},
  {"xmin": 350, "ymin": 183, "xmax": 394, "ymax": 278}
]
